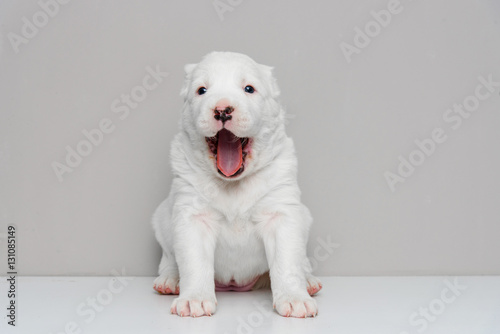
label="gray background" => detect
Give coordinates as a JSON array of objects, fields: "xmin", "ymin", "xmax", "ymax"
[{"xmin": 1, "ymin": 0, "xmax": 499, "ymax": 276}]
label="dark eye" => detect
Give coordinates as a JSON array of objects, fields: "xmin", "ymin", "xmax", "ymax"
[
  {"xmin": 244, "ymin": 85, "xmax": 255, "ymax": 94},
  {"xmin": 197, "ymin": 87, "xmax": 207, "ymax": 95}
]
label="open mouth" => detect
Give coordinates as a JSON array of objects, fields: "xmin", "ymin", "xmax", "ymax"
[{"xmin": 205, "ymin": 129, "xmax": 251, "ymax": 178}]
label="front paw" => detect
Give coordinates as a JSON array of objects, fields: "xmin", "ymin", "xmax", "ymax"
[
  {"xmin": 170, "ymin": 294, "xmax": 217, "ymax": 317},
  {"xmin": 274, "ymin": 295, "xmax": 318, "ymax": 318}
]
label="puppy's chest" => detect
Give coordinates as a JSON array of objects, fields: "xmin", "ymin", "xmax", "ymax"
[
  {"xmin": 214, "ymin": 200, "xmax": 255, "ymax": 231},
  {"xmin": 210, "ymin": 187, "xmax": 261, "ymax": 226}
]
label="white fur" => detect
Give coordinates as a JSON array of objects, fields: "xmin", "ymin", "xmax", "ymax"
[{"xmin": 152, "ymin": 52, "xmax": 321, "ymax": 318}]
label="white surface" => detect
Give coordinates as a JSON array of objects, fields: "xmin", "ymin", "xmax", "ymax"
[
  {"xmin": 1, "ymin": 276, "xmax": 499, "ymax": 334},
  {"xmin": 1, "ymin": 0, "xmax": 500, "ymax": 276}
]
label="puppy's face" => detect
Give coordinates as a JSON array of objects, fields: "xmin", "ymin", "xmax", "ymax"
[{"xmin": 181, "ymin": 52, "xmax": 281, "ymax": 180}]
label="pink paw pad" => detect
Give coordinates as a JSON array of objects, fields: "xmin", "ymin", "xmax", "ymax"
[
  {"xmin": 154, "ymin": 284, "xmax": 179, "ymax": 295},
  {"xmin": 307, "ymin": 283, "xmax": 322, "ymax": 296}
]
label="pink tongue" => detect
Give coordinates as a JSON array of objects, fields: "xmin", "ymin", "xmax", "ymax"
[{"xmin": 217, "ymin": 128, "xmax": 242, "ymax": 177}]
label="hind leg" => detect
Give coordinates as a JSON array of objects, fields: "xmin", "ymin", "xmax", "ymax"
[
  {"xmin": 152, "ymin": 197, "xmax": 180, "ymax": 294},
  {"xmin": 306, "ymin": 274, "xmax": 322, "ymax": 296},
  {"xmin": 153, "ymin": 252, "xmax": 180, "ymax": 295},
  {"xmin": 301, "ymin": 256, "xmax": 322, "ymax": 296}
]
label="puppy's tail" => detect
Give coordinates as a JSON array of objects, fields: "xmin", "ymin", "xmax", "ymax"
[{"xmin": 252, "ymin": 272, "xmax": 271, "ymax": 290}]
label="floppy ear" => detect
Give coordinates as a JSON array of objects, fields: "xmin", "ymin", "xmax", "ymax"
[
  {"xmin": 180, "ymin": 63, "xmax": 197, "ymax": 99},
  {"xmin": 258, "ymin": 64, "xmax": 280, "ymax": 98}
]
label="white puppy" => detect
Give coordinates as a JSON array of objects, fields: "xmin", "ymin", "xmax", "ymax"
[{"xmin": 152, "ymin": 52, "xmax": 321, "ymax": 318}]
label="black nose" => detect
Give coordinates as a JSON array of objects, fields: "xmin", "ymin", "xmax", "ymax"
[{"xmin": 214, "ymin": 106, "xmax": 234, "ymax": 123}]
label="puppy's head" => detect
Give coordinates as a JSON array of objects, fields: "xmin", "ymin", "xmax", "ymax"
[{"xmin": 180, "ymin": 52, "xmax": 283, "ymax": 180}]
